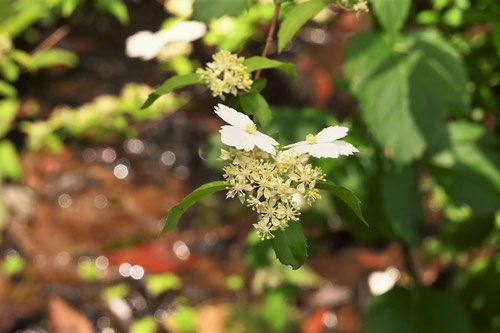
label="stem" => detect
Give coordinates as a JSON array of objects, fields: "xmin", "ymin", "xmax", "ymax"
[
  {"xmin": 254, "ymin": 3, "xmax": 281, "ymax": 79},
  {"xmin": 33, "ymin": 26, "xmax": 70, "ymax": 54},
  {"xmin": 402, "ymin": 243, "xmax": 421, "ymax": 287}
]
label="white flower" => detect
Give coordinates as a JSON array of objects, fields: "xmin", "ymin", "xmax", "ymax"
[
  {"xmin": 126, "ymin": 21, "xmax": 206, "ymax": 60},
  {"xmin": 214, "ymin": 104, "xmax": 279, "ymax": 155},
  {"xmin": 285, "ymin": 126, "xmax": 358, "ymax": 158}
]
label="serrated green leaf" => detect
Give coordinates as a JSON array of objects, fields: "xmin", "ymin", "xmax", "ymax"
[
  {"xmin": 142, "ymin": 73, "xmax": 199, "ymax": 109},
  {"xmin": 243, "ymin": 56, "xmax": 296, "ymax": 81},
  {"xmin": 277, "ymin": 0, "xmax": 327, "ymax": 53},
  {"xmin": 271, "ymin": 221, "xmax": 307, "ymax": 270},
  {"xmin": 0, "ymin": 140, "xmax": 22, "ymax": 181},
  {"xmin": 381, "ymin": 165, "xmax": 422, "ymax": 246},
  {"xmin": 316, "ymin": 180, "xmax": 367, "ymax": 226},
  {"xmin": 0, "ymin": 98, "xmax": 18, "ymax": 137},
  {"xmin": 365, "ymin": 287, "xmax": 472, "ymax": 333},
  {"xmin": 239, "ymin": 92, "xmax": 272, "ymax": 128},
  {"xmin": 192, "ymin": 0, "xmax": 247, "ymax": 22},
  {"xmin": 31, "ymin": 48, "xmax": 78, "ymax": 69},
  {"xmin": 345, "ymin": 31, "xmax": 469, "ymax": 163},
  {"xmin": 370, "ymin": 0, "xmax": 411, "ymax": 33},
  {"xmin": 161, "ymin": 181, "xmax": 230, "ymax": 234}
]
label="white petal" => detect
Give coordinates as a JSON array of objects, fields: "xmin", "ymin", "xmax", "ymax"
[
  {"xmin": 287, "ymin": 144, "xmax": 311, "ymax": 155},
  {"xmin": 126, "ymin": 31, "xmax": 164, "ymax": 60},
  {"xmin": 316, "ymin": 126, "xmax": 349, "ymax": 143},
  {"xmin": 156, "ymin": 21, "xmax": 206, "ymax": 43},
  {"xmin": 308, "ymin": 141, "xmax": 359, "ymax": 158},
  {"xmin": 253, "ymin": 131, "xmax": 279, "ymax": 155},
  {"xmin": 284, "ymin": 141, "xmax": 307, "ymax": 149},
  {"xmin": 220, "ymin": 126, "xmax": 254, "ymax": 151},
  {"xmin": 214, "ymin": 104, "xmax": 253, "ymax": 129}
]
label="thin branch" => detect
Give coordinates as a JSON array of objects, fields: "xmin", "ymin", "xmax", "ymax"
[
  {"xmin": 255, "ymin": 3, "xmax": 281, "ymax": 79},
  {"xmin": 33, "ymin": 26, "xmax": 70, "ymax": 54}
]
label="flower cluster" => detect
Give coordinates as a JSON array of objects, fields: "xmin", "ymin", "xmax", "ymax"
[
  {"xmin": 221, "ymin": 147, "xmax": 325, "ymax": 240},
  {"xmin": 338, "ymin": 0, "xmax": 369, "ymax": 13},
  {"xmin": 196, "ymin": 50, "xmax": 253, "ymax": 99},
  {"xmin": 214, "ymin": 104, "xmax": 358, "ymax": 240}
]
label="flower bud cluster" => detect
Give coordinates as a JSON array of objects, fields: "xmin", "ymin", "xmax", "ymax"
[
  {"xmin": 220, "ymin": 147, "xmax": 325, "ymax": 240},
  {"xmin": 196, "ymin": 50, "xmax": 253, "ymax": 99}
]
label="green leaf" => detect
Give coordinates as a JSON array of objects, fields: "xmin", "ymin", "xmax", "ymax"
[
  {"xmin": 161, "ymin": 181, "xmax": 230, "ymax": 234},
  {"xmin": 31, "ymin": 48, "xmax": 78, "ymax": 69},
  {"xmin": 192, "ymin": 0, "xmax": 247, "ymax": 22},
  {"xmin": 316, "ymin": 180, "xmax": 367, "ymax": 226},
  {"xmin": 130, "ymin": 316, "xmax": 157, "ymax": 333},
  {"xmin": 365, "ymin": 287, "xmax": 472, "ymax": 333},
  {"xmin": 277, "ymin": 0, "xmax": 327, "ymax": 53},
  {"xmin": 345, "ymin": 31, "xmax": 469, "ymax": 163},
  {"xmin": 457, "ymin": 257, "xmax": 500, "ymax": 333},
  {"xmin": 381, "ymin": 165, "xmax": 422, "ymax": 246},
  {"xmin": 271, "ymin": 221, "xmax": 307, "ymax": 270},
  {"xmin": 0, "ymin": 80, "xmax": 16, "ymax": 97},
  {"xmin": 0, "ymin": 98, "xmax": 18, "ymax": 137},
  {"xmin": 145, "ymin": 273, "xmax": 182, "ymax": 296},
  {"xmin": 239, "ymin": 92, "xmax": 272, "ymax": 128},
  {"xmin": 243, "ymin": 56, "xmax": 296, "ymax": 81},
  {"xmin": 142, "ymin": 73, "xmax": 199, "ymax": 109},
  {"xmin": 96, "ymin": 0, "xmax": 129, "ymax": 24},
  {"xmin": 262, "ymin": 290, "xmax": 290, "ymax": 331},
  {"xmin": 370, "ymin": 0, "xmax": 411, "ymax": 33},
  {"xmin": 0, "ymin": 58, "xmax": 19, "ymax": 82},
  {"xmin": 0, "ymin": 140, "xmax": 22, "ymax": 181}
]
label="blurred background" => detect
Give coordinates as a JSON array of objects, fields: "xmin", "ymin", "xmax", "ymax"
[{"xmin": 0, "ymin": 0, "xmax": 499, "ymax": 332}]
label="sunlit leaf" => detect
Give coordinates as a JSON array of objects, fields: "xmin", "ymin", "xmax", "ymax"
[
  {"xmin": 370, "ymin": 0, "xmax": 411, "ymax": 33},
  {"xmin": 243, "ymin": 56, "xmax": 296, "ymax": 81},
  {"xmin": 0, "ymin": 140, "xmax": 22, "ymax": 181},
  {"xmin": 161, "ymin": 181, "xmax": 230, "ymax": 234},
  {"xmin": 0, "ymin": 98, "xmax": 18, "ymax": 137},
  {"xmin": 31, "ymin": 48, "xmax": 78, "ymax": 69},
  {"xmin": 141, "ymin": 73, "xmax": 199, "ymax": 109},
  {"xmin": 277, "ymin": 0, "xmax": 328, "ymax": 53}
]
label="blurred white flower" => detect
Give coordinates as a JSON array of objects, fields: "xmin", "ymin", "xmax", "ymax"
[
  {"xmin": 126, "ymin": 21, "xmax": 206, "ymax": 61},
  {"xmin": 285, "ymin": 126, "xmax": 358, "ymax": 158},
  {"xmin": 164, "ymin": 0, "xmax": 194, "ymax": 19},
  {"xmin": 368, "ymin": 267, "xmax": 400, "ymax": 296},
  {"xmin": 214, "ymin": 104, "xmax": 278, "ymax": 155}
]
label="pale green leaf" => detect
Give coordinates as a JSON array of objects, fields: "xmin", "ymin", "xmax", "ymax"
[
  {"xmin": 142, "ymin": 73, "xmax": 199, "ymax": 109},
  {"xmin": 0, "ymin": 80, "xmax": 17, "ymax": 97},
  {"xmin": 371, "ymin": 0, "xmax": 411, "ymax": 33},
  {"xmin": 243, "ymin": 56, "xmax": 296, "ymax": 81},
  {"xmin": 161, "ymin": 181, "xmax": 230, "ymax": 234},
  {"xmin": 31, "ymin": 48, "xmax": 78, "ymax": 69},
  {"xmin": 0, "ymin": 98, "xmax": 18, "ymax": 137},
  {"xmin": 0, "ymin": 140, "xmax": 22, "ymax": 181},
  {"xmin": 277, "ymin": 0, "xmax": 327, "ymax": 53}
]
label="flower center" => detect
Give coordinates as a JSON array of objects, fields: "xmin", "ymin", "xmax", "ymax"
[
  {"xmin": 306, "ymin": 134, "xmax": 317, "ymax": 144},
  {"xmin": 246, "ymin": 123, "xmax": 256, "ymax": 134}
]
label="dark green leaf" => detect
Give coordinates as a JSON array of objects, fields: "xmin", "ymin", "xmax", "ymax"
[
  {"xmin": 371, "ymin": 0, "xmax": 411, "ymax": 33},
  {"xmin": 316, "ymin": 180, "xmax": 367, "ymax": 226},
  {"xmin": 271, "ymin": 221, "xmax": 307, "ymax": 270},
  {"xmin": 0, "ymin": 140, "xmax": 22, "ymax": 181},
  {"xmin": 239, "ymin": 92, "xmax": 272, "ymax": 128},
  {"xmin": 345, "ymin": 31, "xmax": 469, "ymax": 163},
  {"xmin": 457, "ymin": 257, "xmax": 500, "ymax": 333},
  {"xmin": 365, "ymin": 287, "xmax": 472, "ymax": 333},
  {"xmin": 161, "ymin": 181, "xmax": 230, "ymax": 234},
  {"xmin": 142, "ymin": 73, "xmax": 199, "ymax": 109},
  {"xmin": 381, "ymin": 165, "xmax": 422, "ymax": 246},
  {"xmin": 250, "ymin": 78, "xmax": 267, "ymax": 93},
  {"xmin": 192, "ymin": 0, "xmax": 246, "ymax": 22},
  {"xmin": 243, "ymin": 56, "xmax": 296, "ymax": 81},
  {"xmin": 277, "ymin": 0, "xmax": 327, "ymax": 53}
]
